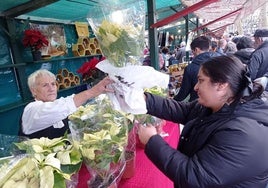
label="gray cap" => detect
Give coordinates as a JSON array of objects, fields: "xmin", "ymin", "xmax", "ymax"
[{"xmin": 253, "ymin": 29, "xmax": 268, "ymax": 37}]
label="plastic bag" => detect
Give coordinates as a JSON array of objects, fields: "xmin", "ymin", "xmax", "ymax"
[{"xmin": 96, "ymin": 60, "xmax": 170, "ymax": 114}]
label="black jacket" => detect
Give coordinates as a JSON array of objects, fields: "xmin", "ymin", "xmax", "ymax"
[
  {"xmin": 174, "ymin": 52, "xmax": 219, "ymax": 102},
  {"xmin": 234, "ymin": 48, "xmax": 255, "ymax": 65},
  {"xmin": 145, "ymin": 93, "xmax": 268, "ymax": 188},
  {"xmin": 248, "ymin": 41, "xmax": 268, "ymax": 91}
]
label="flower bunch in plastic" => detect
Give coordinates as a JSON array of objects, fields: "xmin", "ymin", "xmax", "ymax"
[
  {"xmin": 68, "ymin": 95, "xmax": 129, "ymax": 187},
  {"xmin": 87, "ymin": 0, "xmax": 146, "ymax": 67},
  {"xmin": 0, "ymin": 135, "xmax": 82, "ymax": 188},
  {"xmin": 134, "ymin": 114, "xmax": 166, "ymax": 136}
]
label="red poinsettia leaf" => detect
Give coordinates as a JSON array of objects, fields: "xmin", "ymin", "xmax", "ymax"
[
  {"xmin": 77, "ymin": 62, "xmax": 92, "ymax": 74},
  {"xmin": 77, "ymin": 57, "xmax": 103, "ymax": 79},
  {"xmin": 91, "ymin": 58, "xmax": 100, "ymax": 68},
  {"xmin": 22, "ymin": 29, "xmax": 48, "ymax": 49}
]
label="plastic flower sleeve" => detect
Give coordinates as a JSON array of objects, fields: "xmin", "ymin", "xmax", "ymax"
[
  {"xmin": 87, "ymin": 0, "xmax": 146, "ymax": 67},
  {"xmin": 135, "ymin": 114, "xmax": 167, "ymax": 140},
  {"xmin": 0, "ymin": 135, "xmax": 82, "ymax": 188},
  {"xmin": 68, "ymin": 95, "xmax": 129, "ymax": 187}
]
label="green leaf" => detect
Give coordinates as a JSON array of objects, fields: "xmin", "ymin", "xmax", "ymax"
[
  {"xmin": 61, "ymin": 162, "xmax": 82, "ymax": 175},
  {"xmin": 53, "ymin": 171, "xmax": 67, "ymax": 188}
]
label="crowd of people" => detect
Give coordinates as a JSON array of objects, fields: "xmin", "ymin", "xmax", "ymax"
[
  {"xmin": 146, "ymin": 29, "xmax": 268, "ymax": 102},
  {"xmin": 19, "ymin": 28, "xmax": 268, "ymax": 187}
]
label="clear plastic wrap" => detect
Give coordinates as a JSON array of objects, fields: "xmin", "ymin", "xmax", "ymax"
[
  {"xmin": 134, "ymin": 114, "xmax": 167, "ymax": 148},
  {"xmin": 0, "ymin": 134, "xmax": 82, "ymax": 188},
  {"xmin": 87, "ymin": 0, "xmax": 146, "ymax": 67},
  {"xmin": 69, "ymin": 95, "xmax": 129, "ymax": 187}
]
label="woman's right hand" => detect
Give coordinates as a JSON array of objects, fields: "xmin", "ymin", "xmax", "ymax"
[
  {"xmin": 73, "ymin": 76, "xmax": 114, "ymax": 107},
  {"xmin": 138, "ymin": 124, "xmax": 157, "ymax": 145},
  {"xmin": 91, "ymin": 76, "xmax": 114, "ymax": 95}
]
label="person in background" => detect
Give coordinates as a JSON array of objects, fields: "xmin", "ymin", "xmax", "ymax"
[
  {"xmin": 232, "ymin": 35, "xmax": 242, "ymax": 45},
  {"xmin": 210, "ymin": 40, "xmax": 218, "ymax": 52},
  {"xmin": 216, "ymin": 38, "xmax": 227, "ymax": 55},
  {"xmin": 159, "ymin": 48, "xmax": 166, "ymax": 71},
  {"xmin": 224, "ymin": 40, "xmax": 237, "ymax": 55},
  {"xmin": 142, "ymin": 49, "xmax": 169, "ymax": 71},
  {"xmin": 143, "ymin": 44, "xmax": 149, "ymax": 56},
  {"xmin": 161, "ymin": 46, "xmax": 169, "ymax": 70},
  {"xmin": 233, "ymin": 36, "xmax": 255, "ymax": 65},
  {"xmin": 247, "ymin": 28, "xmax": 268, "ymax": 92},
  {"xmin": 138, "ymin": 55, "xmax": 268, "ymax": 187},
  {"xmin": 142, "ymin": 51, "xmax": 151, "ymax": 66},
  {"xmin": 19, "ymin": 69, "xmax": 113, "ymax": 139},
  {"xmin": 168, "ymin": 51, "xmax": 177, "ymax": 66},
  {"xmin": 175, "ymin": 41, "xmax": 186, "ymax": 63},
  {"xmin": 173, "ymin": 36, "xmax": 219, "ymax": 102}
]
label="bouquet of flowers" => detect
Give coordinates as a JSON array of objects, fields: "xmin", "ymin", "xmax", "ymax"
[
  {"xmin": 68, "ymin": 95, "xmax": 129, "ymax": 187},
  {"xmin": 87, "ymin": 0, "xmax": 146, "ymax": 67},
  {"xmin": 86, "ymin": 0, "xmax": 169, "ymax": 116}
]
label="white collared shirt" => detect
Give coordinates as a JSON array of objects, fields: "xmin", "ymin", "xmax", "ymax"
[{"xmin": 22, "ymin": 94, "xmax": 77, "ymax": 134}]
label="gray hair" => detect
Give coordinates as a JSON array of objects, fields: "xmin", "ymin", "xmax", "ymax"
[{"xmin": 28, "ymin": 69, "xmax": 56, "ymax": 89}]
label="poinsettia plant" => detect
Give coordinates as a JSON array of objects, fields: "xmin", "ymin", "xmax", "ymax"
[
  {"xmin": 77, "ymin": 57, "xmax": 106, "ymax": 84},
  {"xmin": 0, "ymin": 135, "xmax": 82, "ymax": 188},
  {"xmin": 68, "ymin": 95, "xmax": 129, "ymax": 187},
  {"xmin": 22, "ymin": 29, "xmax": 49, "ymax": 51}
]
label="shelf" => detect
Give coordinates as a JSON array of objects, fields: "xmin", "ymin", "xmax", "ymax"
[
  {"xmin": 25, "ymin": 54, "xmax": 102, "ymax": 64},
  {"xmin": 0, "ymin": 63, "xmax": 26, "ymax": 69},
  {"xmin": 58, "ymin": 84, "xmax": 87, "ymax": 94}
]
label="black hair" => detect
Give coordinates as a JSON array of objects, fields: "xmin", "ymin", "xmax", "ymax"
[
  {"xmin": 232, "ymin": 36, "xmax": 241, "ymax": 44},
  {"xmin": 236, "ymin": 36, "xmax": 254, "ymax": 50},
  {"xmin": 211, "ymin": 41, "xmax": 218, "ymax": 48},
  {"xmin": 190, "ymin": 36, "xmax": 211, "ymax": 51},
  {"xmin": 201, "ymin": 55, "xmax": 263, "ymax": 101},
  {"xmin": 161, "ymin": 47, "xmax": 169, "ymax": 54}
]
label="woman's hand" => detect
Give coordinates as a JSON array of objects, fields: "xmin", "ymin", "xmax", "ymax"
[
  {"xmin": 138, "ymin": 124, "xmax": 157, "ymax": 145},
  {"xmin": 74, "ymin": 76, "xmax": 114, "ymax": 107},
  {"xmin": 91, "ymin": 76, "xmax": 114, "ymax": 95}
]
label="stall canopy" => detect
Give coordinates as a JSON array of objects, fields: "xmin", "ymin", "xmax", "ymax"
[
  {"xmin": 184, "ymin": 0, "xmax": 267, "ymax": 36},
  {"xmin": 0, "ymin": 0, "xmax": 267, "ymax": 37}
]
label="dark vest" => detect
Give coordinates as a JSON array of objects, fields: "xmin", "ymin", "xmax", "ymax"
[{"xmin": 18, "ymin": 117, "xmax": 70, "ymax": 139}]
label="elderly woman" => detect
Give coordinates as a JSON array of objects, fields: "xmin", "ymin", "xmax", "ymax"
[
  {"xmin": 138, "ymin": 55, "xmax": 268, "ymax": 187},
  {"xmin": 19, "ymin": 69, "xmax": 113, "ymax": 139}
]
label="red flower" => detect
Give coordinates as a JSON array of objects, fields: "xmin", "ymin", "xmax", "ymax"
[
  {"xmin": 77, "ymin": 57, "xmax": 105, "ymax": 79},
  {"xmin": 22, "ymin": 29, "xmax": 49, "ymax": 50}
]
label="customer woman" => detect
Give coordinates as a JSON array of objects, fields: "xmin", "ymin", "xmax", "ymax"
[
  {"xmin": 138, "ymin": 55, "xmax": 268, "ymax": 187},
  {"xmin": 19, "ymin": 69, "xmax": 113, "ymax": 139}
]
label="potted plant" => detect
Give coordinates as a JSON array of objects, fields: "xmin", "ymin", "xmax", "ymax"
[
  {"xmin": 0, "ymin": 135, "xmax": 82, "ymax": 188},
  {"xmin": 122, "ymin": 126, "xmax": 136, "ymax": 179},
  {"xmin": 68, "ymin": 95, "xmax": 129, "ymax": 188},
  {"xmin": 22, "ymin": 29, "xmax": 49, "ymax": 61}
]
